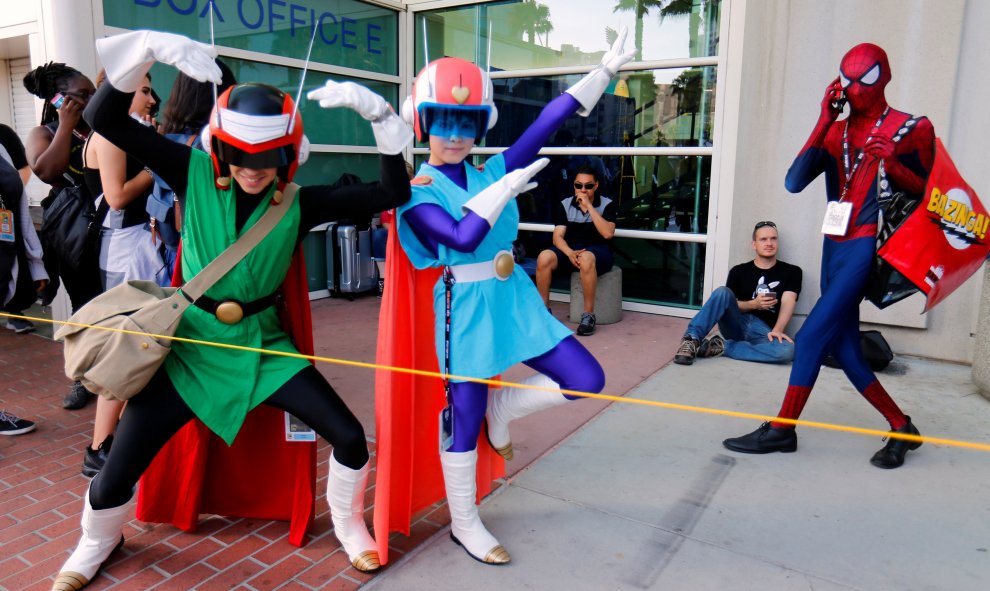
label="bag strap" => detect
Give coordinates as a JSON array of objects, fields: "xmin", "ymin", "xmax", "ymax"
[{"xmin": 180, "ymin": 183, "xmax": 299, "ymax": 301}]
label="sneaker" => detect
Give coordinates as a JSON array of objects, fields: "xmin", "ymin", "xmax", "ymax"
[
  {"xmin": 0, "ymin": 410, "xmax": 36, "ymax": 435},
  {"xmin": 698, "ymin": 335, "xmax": 725, "ymax": 358},
  {"xmin": 5, "ymin": 318, "xmax": 36, "ymax": 334},
  {"xmin": 82, "ymin": 435, "xmax": 114, "ymax": 478},
  {"xmin": 62, "ymin": 381, "xmax": 95, "ymax": 410},
  {"xmin": 576, "ymin": 312, "xmax": 596, "ymax": 336},
  {"xmin": 377, "ymin": 277, "xmax": 385, "ymax": 298},
  {"xmin": 673, "ymin": 336, "xmax": 700, "ymax": 365}
]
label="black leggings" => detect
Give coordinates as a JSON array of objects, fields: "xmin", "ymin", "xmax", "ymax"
[{"xmin": 90, "ymin": 365, "xmax": 368, "ymax": 510}]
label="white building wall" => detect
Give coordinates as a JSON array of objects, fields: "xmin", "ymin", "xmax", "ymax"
[{"xmin": 723, "ymin": 0, "xmax": 985, "ymax": 363}]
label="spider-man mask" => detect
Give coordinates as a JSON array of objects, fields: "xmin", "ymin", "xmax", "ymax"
[{"xmin": 839, "ymin": 43, "xmax": 891, "ymax": 113}]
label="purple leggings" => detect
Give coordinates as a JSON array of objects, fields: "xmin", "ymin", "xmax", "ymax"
[{"xmin": 447, "ymin": 335, "xmax": 604, "ymax": 452}]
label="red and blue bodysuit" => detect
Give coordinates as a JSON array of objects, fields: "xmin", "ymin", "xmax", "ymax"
[{"xmin": 724, "ymin": 43, "xmax": 935, "ymax": 468}]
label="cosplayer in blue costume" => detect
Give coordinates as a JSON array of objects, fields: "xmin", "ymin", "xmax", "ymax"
[
  {"xmin": 723, "ymin": 44, "xmax": 934, "ymax": 469},
  {"xmin": 391, "ymin": 31, "xmax": 634, "ymax": 564}
]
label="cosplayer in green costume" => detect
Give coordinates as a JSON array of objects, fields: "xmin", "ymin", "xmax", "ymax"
[{"xmin": 50, "ymin": 31, "xmax": 414, "ymax": 591}]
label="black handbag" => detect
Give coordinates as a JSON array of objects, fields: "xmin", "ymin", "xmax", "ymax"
[
  {"xmin": 822, "ymin": 329, "xmax": 894, "ymax": 372},
  {"xmin": 40, "ymin": 184, "xmax": 108, "ymax": 270}
]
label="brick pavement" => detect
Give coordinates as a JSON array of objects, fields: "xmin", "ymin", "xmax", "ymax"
[
  {"xmin": 1, "ymin": 297, "xmax": 682, "ymax": 590},
  {"xmin": 0, "ymin": 317, "xmax": 454, "ymax": 591}
]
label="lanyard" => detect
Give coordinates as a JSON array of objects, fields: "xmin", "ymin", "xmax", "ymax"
[
  {"xmin": 842, "ymin": 106, "xmax": 890, "ymax": 190},
  {"xmin": 441, "ymin": 266, "xmax": 455, "ymax": 405}
]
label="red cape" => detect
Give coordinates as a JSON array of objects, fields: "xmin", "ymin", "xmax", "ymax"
[
  {"xmin": 372, "ymin": 222, "xmax": 504, "ymax": 564},
  {"xmin": 136, "ymin": 243, "xmax": 317, "ymax": 547}
]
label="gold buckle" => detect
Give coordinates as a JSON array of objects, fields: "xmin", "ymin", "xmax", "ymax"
[
  {"xmin": 493, "ymin": 250, "xmax": 514, "ymax": 281},
  {"xmin": 215, "ymin": 300, "xmax": 244, "ymax": 324}
]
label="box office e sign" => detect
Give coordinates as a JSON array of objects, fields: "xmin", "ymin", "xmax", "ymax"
[{"xmin": 115, "ymin": 0, "xmax": 394, "ymax": 70}]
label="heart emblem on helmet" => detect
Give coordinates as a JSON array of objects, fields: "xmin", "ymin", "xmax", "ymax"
[{"xmin": 451, "ymin": 86, "xmax": 471, "ymax": 104}]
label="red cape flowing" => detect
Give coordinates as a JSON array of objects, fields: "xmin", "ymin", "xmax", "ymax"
[
  {"xmin": 136, "ymin": 244, "xmax": 317, "ymax": 547},
  {"xmin": 372, "ymin": 222, "xmax": 505, "ymax": 564}
]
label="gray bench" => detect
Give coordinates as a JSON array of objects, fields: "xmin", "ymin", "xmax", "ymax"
[{"xmin": 569, "ymin": 266, "xmax": 623, "ymax": 325}]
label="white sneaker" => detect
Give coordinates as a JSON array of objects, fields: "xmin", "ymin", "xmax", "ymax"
[{"xmin": 5, "ymin": 318, "xmax": 36, "ymax": 334}]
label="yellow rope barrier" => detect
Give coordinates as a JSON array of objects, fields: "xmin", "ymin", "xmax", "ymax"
[{"xmin": 2, "ymin": 311, "xmax": 986, "ymax": 452}]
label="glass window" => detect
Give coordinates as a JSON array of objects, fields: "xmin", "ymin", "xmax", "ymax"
[
  {"xmin": 104, "ymin": 0, "xmax": 398, "ymax": 75},
  {"xmin": 152, "ymin": 57, "xmax": 398, "ymax": 148},
  {"xmin": 293, "ymin": 152, "xmax": 383, "ymax": 187},
  {"xmin": 477, "ymin": 67, "xmax": 716, "ymax": 148},
  {"xmin": 613, "ymin": 237, "xmax": 706, "ymax": 307},
  {"xmin": 415, "ymin": 0, "xmax": 721, "ymax": 72}
]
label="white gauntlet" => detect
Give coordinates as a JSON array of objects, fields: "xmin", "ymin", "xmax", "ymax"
[
  {"xmin": 96, "ymin": 30, "xmax": 220, "ymax": 93},
  {"xmin": 463, "ymin": 158, "xmax": 549, "ymax": 226},
  {"xmin": 308, "ymin": 80, "xmax": 413, "ymax": 155},
  {"xmin": 565, "ymin": 27, "xmax": 635, "ymax": 116}
]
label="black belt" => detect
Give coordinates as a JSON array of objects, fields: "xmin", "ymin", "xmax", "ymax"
[{"xmin": 194, "ymin": 292, "xmax": 278, "ymax": 325}]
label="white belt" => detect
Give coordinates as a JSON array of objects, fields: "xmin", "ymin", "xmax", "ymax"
[{"xmin": 447, "ymin": 250, "xmax": 515, "ymax": 283}]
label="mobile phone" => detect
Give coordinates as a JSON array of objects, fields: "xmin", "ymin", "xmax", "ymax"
[
  {"xmin": 50, "ymin": 93, "xmax": 66, "ymax": 109},
  {"xmin": 830, "ymin": 90, "xmax": 846, "ymax": 111}
]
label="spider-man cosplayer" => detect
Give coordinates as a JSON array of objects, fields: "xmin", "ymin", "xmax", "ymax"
[
  {"xmin": 373, "ymin": 31, "xmax": 634, "ymax": 566},
  {"xmin": 51, "ymin": 31, "xmax": 413, "ymax": 590},
  {"xmin": 723, "ymin": 43, "xmax": 934, "ymax": 469}
]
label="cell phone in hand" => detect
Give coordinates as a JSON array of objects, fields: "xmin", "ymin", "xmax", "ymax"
[{"xmin": 50, "ymin": 93, "xmax": 66, "ymax": 109}]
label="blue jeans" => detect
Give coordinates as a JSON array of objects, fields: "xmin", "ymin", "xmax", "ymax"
[{"xmin": 685, "ymin": 286, "xmax": 794, "ymax": 364}]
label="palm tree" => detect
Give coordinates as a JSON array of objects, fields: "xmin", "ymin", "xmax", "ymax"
[
  {"xmin": 507, "ymin": 1, "xmax": 554, "ymax": 47},
  {"xmin": 611, "ymin": 0, "xmax": 666, "ymax": 61},
  {"xmin": 613, "ymin": 0, "xmax": 711, "ymax": 59}
]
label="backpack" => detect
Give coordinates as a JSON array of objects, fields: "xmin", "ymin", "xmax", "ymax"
[
  {"xmin": 147, "ymin": 132, "xmax": 199, "ymax": 250},
  {"xmin": 822, "ymin": 329, "xmax": 894, "ymax": 372}
]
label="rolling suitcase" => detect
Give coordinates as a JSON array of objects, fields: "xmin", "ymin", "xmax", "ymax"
[{"xmin": 326, "ymin": 222, "xmax": 377, "ymax": 299}]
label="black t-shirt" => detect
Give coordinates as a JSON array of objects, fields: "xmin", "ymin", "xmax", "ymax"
[
  {"xmin": 0, "ymin": 124, "xmax": 28, "ymax": 170},
  {"xmin": 725, "ymin": 260, "xmax": 803, "ymax": 328},
  {"xmin": 552, "ymin": 194, "xmax": 617, "ymax": 247}
]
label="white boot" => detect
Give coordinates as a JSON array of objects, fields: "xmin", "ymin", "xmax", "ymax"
[
  {"xmin": 485, "ymin": 374, "xmax": 568, "ymax": 461},
  {"xmin": 326, "ymin": 454, "xmax": 380, "ymax": 572},
  {"xmin": 440, "ymin": 450, "xmax": 510, "ymax": 565},
  {"xmin": 51, "ymin": 489, "xmax": 134, "ymax": 591}
]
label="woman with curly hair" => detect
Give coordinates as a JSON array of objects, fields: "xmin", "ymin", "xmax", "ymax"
[{"xmin": 23, "ymin": 62, "xmax": 101, "ymax": 411}]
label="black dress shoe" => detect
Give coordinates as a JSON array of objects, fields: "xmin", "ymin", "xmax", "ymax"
[
  {"xmin": 63, "ymin": 381, "xmax": 95, "ymax": 410},
  {"xmin": 723, "ymin": 422, "xmax": 798, "ymax": 454},
  {"xmin": 82, "ymin": 435, "xmax": 114, "ymax": 478},
  {"xmin": 870, "ymin": 416, "xmax": 921, "ymax": 469}
]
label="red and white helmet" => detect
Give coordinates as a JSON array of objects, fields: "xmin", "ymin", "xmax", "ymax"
[
  {"xmin": 401, "ymin": 57, "xmax": 498, "ymax": 142},
  {"xmin": 201, "ymin": 83, "xmax": 310, "ymax": 188}
]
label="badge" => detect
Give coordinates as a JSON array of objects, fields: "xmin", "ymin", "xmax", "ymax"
[
  {"xmin": 0, "ymin": 208, "xmax": 14, "ymax": 243},
  {"xmin": 284, "ymin": 412, "xmax": 316, "ymax": 442},
  {"xmin": 439, "ymin": 405, "xmax": 454, "ymax": 452},
  {"xmin": 821, "ymin": 200, "xmax": 852, "ymax": 236}
]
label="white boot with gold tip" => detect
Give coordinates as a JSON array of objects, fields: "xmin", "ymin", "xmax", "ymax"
[
  {"xmin": 326, "ymin": 454, "xmax": 381, "ymax": 572},
  {"xmin": 51, "ymin": 488, "xmax": 134, "ymax": 591},
  {"xmin": 485, "ymin": 374, "xmax": 567, "ymax": 461},
  {"xmin": 440, "ymin": 449, "xmax": 510, "ymax": 565}
]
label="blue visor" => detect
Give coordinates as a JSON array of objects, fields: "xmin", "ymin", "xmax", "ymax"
[{"xmin": 421, "ymin": 105, "xmax": 490, "ymax": 140}]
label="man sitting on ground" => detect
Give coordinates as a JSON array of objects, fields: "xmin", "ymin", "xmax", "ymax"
[
  {"xmin": 535, "ymin": 166, "xmax": 617, "ymax": 336},
  {"xmin": 674, "ymin": 220, "xmax": 802, "ymax": 365}
]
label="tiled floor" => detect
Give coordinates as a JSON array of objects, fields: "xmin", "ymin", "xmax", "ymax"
[{"xmin": 0, "ymin": 295, "xmax": 684, "ymax": 590}]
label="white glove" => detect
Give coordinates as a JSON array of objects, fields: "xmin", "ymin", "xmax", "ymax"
[
  {"xmin": 307, "ymin": 80, "xmax": 413, "ymax": 155},
  {"xmin": 565, "ymin": 27, "xmax": 636, "ymax": 116},
  {"xmin": 463, "ymin": 158, "xmax": 550, "ymax": 226},
  {"xmin": 96, "ymin": 30, "xmax": 220, "ymax": 93}
]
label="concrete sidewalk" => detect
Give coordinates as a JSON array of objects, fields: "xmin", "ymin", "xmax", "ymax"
[{"xmin": 366, "ymin": 355, "xmax": 990, "ymax": 591}]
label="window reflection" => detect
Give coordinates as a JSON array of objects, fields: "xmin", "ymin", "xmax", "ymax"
[{"xmin": 415, "ymin": 0, "xmax": 722, "ymax": 71}]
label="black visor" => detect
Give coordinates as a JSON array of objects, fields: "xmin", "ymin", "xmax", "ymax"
[{"xmin": 215, "ymin": 139, "xmax": 294, "ymax": 169}]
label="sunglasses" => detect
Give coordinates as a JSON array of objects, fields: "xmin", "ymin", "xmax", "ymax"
[
  {"xmin": 573, "ymin": 182, "xmax": 597, "ymax": 190},
  {"xmin": 754, "ymin": 221, "xmax": 777, "ymax": 230}
]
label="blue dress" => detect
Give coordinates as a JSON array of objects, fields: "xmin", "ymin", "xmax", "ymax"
[{"xmin": 396, "ymin": 154, "xmax": 572, "ymax": 380}]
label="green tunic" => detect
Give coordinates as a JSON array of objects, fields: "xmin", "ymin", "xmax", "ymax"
[{"xmin": 163, "ymin": 151, "xmax": 309, "ymax": 444}]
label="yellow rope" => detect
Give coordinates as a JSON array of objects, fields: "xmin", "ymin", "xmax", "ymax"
[{"xmin": 3, "ymin": 311, "xmax": 986, "ymax": 452}]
